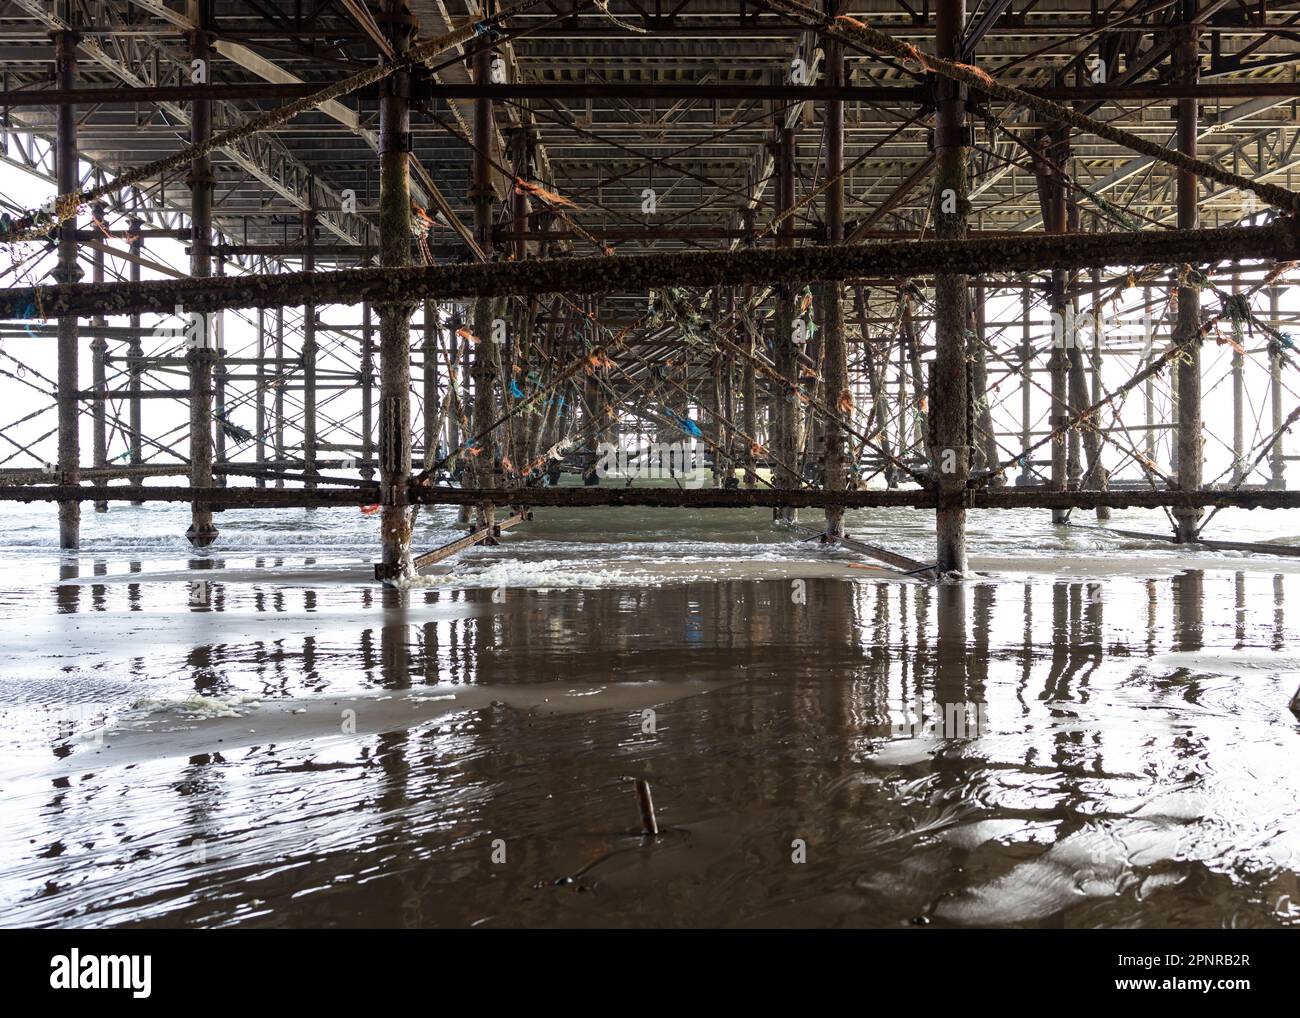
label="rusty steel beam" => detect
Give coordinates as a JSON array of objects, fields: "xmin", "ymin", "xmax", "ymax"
[
  {"xmin": 6, "ymin": 484, "xmax": 1300, "ymax": 513},
  {"xmin": 4, "ymin": 80, "xmax": 1298, "ymax": 106},
  {"xmin": 4, "ymin": 221, "xmax": 1298, "ymax": 321}
]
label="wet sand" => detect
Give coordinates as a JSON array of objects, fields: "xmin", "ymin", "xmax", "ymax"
[{"xmin": 1, "ymin": 503, "xmax": 1299, "ymax": 928}]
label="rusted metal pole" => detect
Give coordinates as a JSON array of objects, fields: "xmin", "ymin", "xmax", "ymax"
[
  {"xmin": 971, "ymin": 278, "xmax": 999, "ymax": 482},
  {"xmin": 774, "ymin": 126, "xmax": 799, "ymax": 522},
  {"xmin": 1269, "ymin": 285, "xmax": 1286, "ymax": 489},
  {"xmin": 274, "ymin": 305, "xmax": 285, "ymax": 489},
  {"xmin": 932, "ymin": 0, "xmax": 969, "ymax": 573},
  {"xmin": 90, "ymin": 203, "xmax": 107, "ymax": 514},
  {"xmin": 635, "ymin": 777, "xmax": 659, "ymax": 837},
  {"xmin": 186, "ymin": 0, "xmax": 218, "ymax": 548},
  {"xmin": 822, "ymin": 2, "xmax": 848, "ymax": 539},
  {"xmin": 377, "ymin": 0, "xmax": 415, "ymax": 577},
  {"xmin": 54, "ymin": 28, "xmax": 80, "ymax": 549},
  {"xmin": 470, "ymin": 30, "xmax": 499, "ymax": 529},
  {"xmin": 447, "ymin": 314, "xmax": 460, "ymax": 453},
  {"xmin": 213, "ymin": 251, "xmax": 228, "ymax": 490},
  {"xmin": 855, "ymin": 286, "xmax": 894, "ymax": 487},
  {"xmin": 1172, "ymin": 12, "xmax": 1203, "ymax": 543},
  {"xmin": 1068, "ymin": 292, "xmax": 1109, "ymax": 517},
  {"xmin": 422, "ymin": 301, "xmax": 438, "ymax": 468},
  {"xmin": 128, "ymin": 218, "xmax": 144, "ymax": 506},
  {"xmin": 1018, "ymin": 278, "xmax": 1032, "ymax": 485},
  {"xmin": 361, "ymin": 299, "xmax": 375, "ymax": 481},
  {"xmin": 1040, "ymin": 128, "xmax": 1070, "ymax": 525},
  {"xmin": 301, "ymin": 198, "xmax": 318, "ymax": 502},
  {"xmin": 1144, "ymin": 284, "xmax": 1156, "ymax": 467},
  {"xmin": 741, "ymin": 213, "xmax": 758, "ymax": 489},
  {"xmin": 1231, "ymin": 272, "xmax": 1244, "ymax": 486},
  {"xmin": 1084, "ymin": 264, "xmax": 1110, "ymax": 517},
  {"xmin": 255, "ymin": 297, "xmax": 266, "ymax": 488}
]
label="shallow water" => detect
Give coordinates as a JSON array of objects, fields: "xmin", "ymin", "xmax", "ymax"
[{"xmin": 1, "ymin": 500, "xmax": 1299, "ymax": 927}]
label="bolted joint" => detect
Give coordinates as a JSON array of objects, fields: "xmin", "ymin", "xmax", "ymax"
[
  {"xmin": 381, "ymin": 71, "xmax": 411, "ymax": 100},
  {"xmin": 378, "ymin": 130, "xmax": 412, "ymax": 156}
]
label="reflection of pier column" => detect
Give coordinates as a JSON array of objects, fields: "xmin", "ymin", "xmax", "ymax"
[
  {"xmin": 379, "ymin": 585, "xmax": 408, "ymax": 686},
  {"xmin": 1173, "ymin": 570, "xmax": 1204, "ymax": 653},
  {"xmin": 57, "ymin": 561, "xmax": 80, "ymax": 614},
  {"xmin": 934, "ymin": 583, "xmax": 969, "ymax": 733}
]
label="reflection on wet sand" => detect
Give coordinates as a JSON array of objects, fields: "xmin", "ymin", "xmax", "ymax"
[{"xmin": 2, "ymin": 559, "xmax": 1300, "ymax": 928}]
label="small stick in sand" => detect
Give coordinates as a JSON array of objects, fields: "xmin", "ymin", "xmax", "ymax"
[{"xmin": 635, "ymin": 778, "xmax": 659, "ymax": 836}]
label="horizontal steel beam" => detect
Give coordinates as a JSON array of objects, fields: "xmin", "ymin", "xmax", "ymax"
[
  {"xmin": 4, "ymin": 80, "xmax": 1298, "ymax": 107},
  {"xmin": 4, "ymin": 221, "xmax": 1295, "ymax": 319},
  {"xmin": 4, "ymin": 484, "xmax": 1300, "ymax": 512}
]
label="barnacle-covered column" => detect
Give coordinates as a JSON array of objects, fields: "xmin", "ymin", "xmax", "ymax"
[
  {"xmin": 90, "ymin": 204, "xmax": 107, "ymax": 513},
  {"xmin": 128, "ymin": 219, "xmax": 145, "ymax": 505},
  {"xmin": 1172, "ymin": 15, "xmax": 1203, "ymax": 543},
  {"xmin": 931, "ymin": 0, "xmax": 969, "ymax": 573},
  {"xmin": 821, "ymin": 3, "xmax": 848, "ymax": 539},
  {"xmin": 469, "ymin": 34, "xmax": 500, "ymax": 529},
  {"xmin": 185, "ymin": 0, "xmax": 218, "ymax": 548},
  {"xmin": 376, "ymin": 0, "xmax": 416, "ymax": 577},
  {"xmin": 54, "ymin": 28, "xmax": 81, "ymax": 549}
]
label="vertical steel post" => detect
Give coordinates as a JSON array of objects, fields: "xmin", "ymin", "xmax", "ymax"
[
  {"xmin": 55, "ymin": 28, "xmax": 81, "ymax": 549},
  {"xmin": 128, "ymin": 217, "xmax": 144, "ymax": 505},
  {"xmin": 1269, "ymin": 285, "xmax": 1286, "ymax": 489},
  {"xmin": 301, "ymin": 198, "xmax": 317, "ymax": 501},
  {"xmin": 361, "ymin": 299, "xmax": 375, "ymax": 481},
  {"xmin": 185, "ymin": 0, "xmax": 217, "ymax": 547},
  {"xmin": 377, "ymin": 0, "xmax": 415, "ymax": 576},
  {"xmin": 1173, "ymin": 13, "xmax": 1203, "ymax": 542},
  {"xmin": 932, "ymin": 0, "xmax": 969, "ymax": 572},
  {"xmin": 822, "ymin": 1, "xmax": 848, "ymax": 538},
  {"xmin": 90, "ymin": 203, "xmax": 107, "ymax": 513}
]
